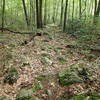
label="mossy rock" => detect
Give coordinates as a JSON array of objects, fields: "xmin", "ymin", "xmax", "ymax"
[
  {"xmin": 58, "ymin": 66, "xmax": 82, "ymax": 85},
  {"xmin": 0, "ymin": 96, "xmax": 12, "ymax": 100},
  {"xmin": 32, "ymin": 82, "xmax": 43, "ymax": 92},
  {"xmin": 16, "ymin": 88, "xmax": 33, "ymax": 100},
  {"xmin": 58, "ymin": 63, "xmax": 93, "ymax": 86},
  {"xmin": 4, "ymin": 68, "xmax": 19, "ymax": 84}
]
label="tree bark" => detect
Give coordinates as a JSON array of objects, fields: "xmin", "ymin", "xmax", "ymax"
[
  {"xmin": 60, "ymin": 0, "xmax": 64, "ymax": 25},
  {"xmin": 2, "ymin": 0, "xmax": 5, "ymax": 32},
  {"xmin": 36, "ymin": 0, "xmax": 43, "ymax": 28},
  {"xmin": 94, "ymin": 0, "xmax": 100, "ymax": 23},
  {"xmin": 63, "ymin": 0, "xmax": 68, "ymax": 32},
  {"xmin": 22, "ymin": 0, "xmax": 30, "ymax": 27}
]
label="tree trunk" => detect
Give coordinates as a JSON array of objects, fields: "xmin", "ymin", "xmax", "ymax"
[
  {"xmin": 72, "ymin": 0, "xmax": 74, "ymax": 20},
  {"xmin": 2, "ymin": 0, "xmax": 5, "ymax": 32},
  {"xmin": 79, "ymin": 0, "xmax": 82, "ymax": 18},
  {"xmin": 44, "ymin": 0, "xmax": 47, "ymax": 25},
  {"xmin": 22, "ymin": 0, "xmax": 30, "ymax": 27},
  {"xmin": 63, "ymin": 0, "xmax": 68, "ymax": 32},
  {"xmin": 39, "ymin": 0, "xmax": 43, "ymax": 28},
  {"xmin": 36, "ymin": 0, "xmax": 43, "ymax": 28},
  {"xmin": 60, "ymin": 0, "xmax": 64, "ymax": 25},
  {"xmin": 94, "ymin": 0, "xmax": 100, "ymax": 23}
]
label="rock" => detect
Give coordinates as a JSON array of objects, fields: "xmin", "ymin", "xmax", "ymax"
[
  {"xmin": 16, "ymin": 88, "xmax": 33, "ymax": 100},
  {"xmin": 58, "ymin": 63, "xmax": 93, "ymax": 85},
  {"xmin": 58, "ymin": 65, "xmax": 83, "ymax": 85}
]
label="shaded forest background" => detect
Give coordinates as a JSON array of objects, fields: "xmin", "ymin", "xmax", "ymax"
[{"xmin": 0, "ymin": 0, "xmax": 100, "ymax": 33}]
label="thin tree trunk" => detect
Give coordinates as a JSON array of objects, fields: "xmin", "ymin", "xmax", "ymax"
[
  {"xmin": 95, "ymin": 0, "xmax": 100, "ymax": 17},
  {"xmin": 36, "ymin": 0, "xmax": 39, "ymax": 28},
  {"xmin": 36, "ymin": 0, "xmax": 43, "ymax": 28},
  {"xmin": 94, "ymin": 0, "xmax": 100, "ymax": 23},
  {"xmin": 60, "ymin": 0, "xmax": 64, "ymax": 25},
  {"xmin": 63, "ymin": 0, "xmax": 68, "ymax": 32},
  {"xmin": 39, "ymin": 0, "xmax": 43, "ymax": 28},
  {"xmin": 72, "ymin": 0, "xmax": 74, "ymax": 20},
  {"xmin": 22, "ymin": 0, "xmax": 30, "ymax": 27},
  {"xmin": 2, "ymin": 0, "xmax": 5, "ymax": 32},
  {"xmin": 79, "ymin": 0, "xmax": 82, "ymax": 18},
  {"xmin": 44, "ymin": 0, "xmax": 47, "ymax": 25}
]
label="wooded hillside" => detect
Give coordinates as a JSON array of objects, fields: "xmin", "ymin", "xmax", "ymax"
[{"xmin": 0, "ymin": 0, "xmax": 100, "ymax": 100}]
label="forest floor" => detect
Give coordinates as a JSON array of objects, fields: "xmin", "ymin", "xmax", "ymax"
[{"xmin": 0, "ymin": 25, "xmax": 100, "ymax": 100}]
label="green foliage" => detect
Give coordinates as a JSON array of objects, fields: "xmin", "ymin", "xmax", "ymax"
[
  {"xmin": 41, "ymin": 57, "xmax": 52, "ymax": 66},
  {"xmin": 73, "ymin": 94, "xmax": 85, "ymax": 100},
  {"xmin": 66, "ymin": 19, "xmax": 93, "ymax": 35},
  {"xmin": 32, "ymin": 82, "xmax": 43, "ymax": 92},
  {"xmin": 36, "ymin": 73, "xmax": 53, "ymax": 81},
  {"xmin": 22, "ymin": 62, "xmax": 30, "ymax": 67},
  {"xmin": 4, "ymin": 68, "xmax": 19, "ymax": 84},
  {"xmin": 41, "ymin": 53, "xmax": 51, "ymax": 59},
  {"xmin": 59, "ymin": 66, "xmax": 82, "ymax": 85},
  {"xmin": 90, "ymin": 92, "xmax": 100, "ymax": 100},
  {"xmin": 57, "ymin": 56, "xmax": 66, "ymax": 64}
]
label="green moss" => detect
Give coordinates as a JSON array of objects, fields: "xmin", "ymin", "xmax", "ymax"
[
  {"xmin": 73, "ymin": 94, "xmax": 85, "ymax": 100},
  {"xmin": 32, "ymin": 82, "xmax": 43, "ymax": 92},
  {"xmin": 36, "ymin": 73, "xmax": 53, "ymax": 81},
  {"xmin": 58, "ymin": 66, "xmax": 82, "ymax": 86},
  {"xmin": 36, "ymin": 75, "xmax": 47, "ymax": 81},
  {"xmin": 41, "ymin": 57, "xmax": 52, "ymax": 66},
  {"xmin": 90, "ymin": 92, "xmax": 100, "ymax": 100},
  {"xmin": 41, "ymin": 53, "xmax": 51, "ymax": 59},
  {"xmin": 57, "ymin": 56, "xmax": 66, "ymax": 64}
]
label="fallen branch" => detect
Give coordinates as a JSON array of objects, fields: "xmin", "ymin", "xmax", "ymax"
[
  {"xmin": 65, "ymin": 45, "xmax": 100, "ymax": 52},
  {"xmin": 0, "ymin": 27, "xmax": 34, "ymax": 34}
]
